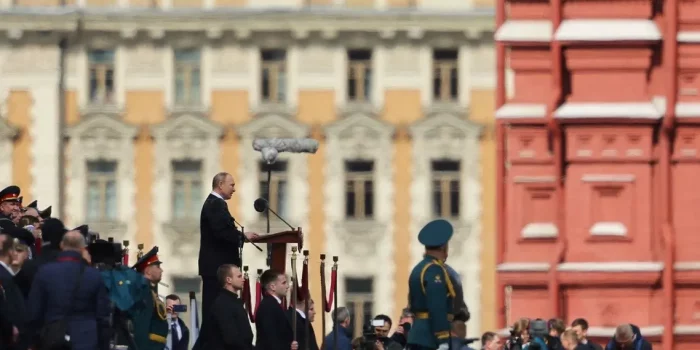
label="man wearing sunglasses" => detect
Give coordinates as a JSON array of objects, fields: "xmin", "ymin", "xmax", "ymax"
[{"xmin": 604, "ymin": 324, "xmax": 651, "ymax": 350}]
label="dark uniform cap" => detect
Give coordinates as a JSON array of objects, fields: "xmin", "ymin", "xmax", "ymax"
[
  {"xmin": 41, "ymin": 218, "xmax": 68, "ymax": 245},
  {"xmin": 132, "ymin": 246, "xmax": 162, "ymax": 272},
  {"xmin": 73, "ymin": 225, "xmax": 89, "ymax": 237},
  {"xmin": 418, "ymin": 219, "xmax": 454, "ymax": 247},
  {"xmin": 6, "ymin": 225, "xmax": 35, "ymax": 248},
  {"xmin": 0, "ymin": 186, "xmax": 21, "ymax": 203},
  {"xmin": 88, "ymin": 239, "xmax": 120, "ymax": 264},
  {"xmin": 27, "ymin": 200, "xmax": 37, "ymax": 209},
  {"xmin": 39, "ymin": 206, "xmax": 52, "ymax": 219}
]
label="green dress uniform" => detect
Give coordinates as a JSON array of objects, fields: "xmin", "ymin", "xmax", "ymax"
[
  {"xmin": 407, "ymin": 220, "xmax": 457, "ymax": 350},
  {"xmin": 130, "ymin": 247, "xmax": 169, "ymax": 350}
]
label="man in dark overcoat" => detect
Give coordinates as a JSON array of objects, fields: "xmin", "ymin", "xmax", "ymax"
[{"xmin": 28, "ymin": 230, "xmax": 111, "ymax": 350}]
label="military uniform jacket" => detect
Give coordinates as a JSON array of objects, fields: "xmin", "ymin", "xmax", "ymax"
[
  {"xmin": 407, "ymin": 255, "xmax": 456, "ymax": 349},
  {"xmin": 130, "ymin": 283, "xmax": 168, "ymax": 350}
]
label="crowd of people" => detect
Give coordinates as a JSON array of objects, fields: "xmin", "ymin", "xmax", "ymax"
[{"xmin": 0, "ymin": 171, "xmax": 652, "ymax": 350}]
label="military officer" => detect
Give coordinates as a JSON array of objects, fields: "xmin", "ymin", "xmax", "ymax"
[
  {"xmin": 131, "ymin": 247, "xmax": 169, "ymax": 350},
  {"xmin": 407, "ymin": 219, "xmax": 457, "ymax": 350},
  {"xmin": 0, "ymin": 186, "xmax": 21, "ymax": 229}
]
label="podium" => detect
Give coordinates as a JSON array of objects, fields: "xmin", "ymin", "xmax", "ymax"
[{"xmin": 252, "ymin": 228, "xmax": 303, "ymax": 274}]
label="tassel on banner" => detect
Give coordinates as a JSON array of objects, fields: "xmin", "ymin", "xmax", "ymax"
[
  {"xmin": 243, "ymin": 266, "xmax": 255, "ymax": 322},
  {"xmin": 296, "ymin": 250, "xmax": 310, "ymax": 300},
  {"xmin": 189, "ymin": 291, "xmax": 200, "ymax": 347},
  {"xmin": 325, "ymin": 256, "xmax": 338, "ymax": 313},
  {"xmin": 122, "ymin": 240, "xmax": 129, "ymax": 266},
  {"xmin": 254, "ymin": 269, "xmax": 263, "ymax": 320}
]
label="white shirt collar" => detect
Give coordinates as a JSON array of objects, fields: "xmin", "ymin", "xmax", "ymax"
[
  {"xmin": 296, "ymin": 309, "xmax": 307, "ymax": 319},
  {"xmin": 210, "ymin": 191, "xmax": 224, "ymax": 200},
  {"xmin": 272, "ymin": 294, "xmax": 281, "ymax": 304},
  {"xmin": 0, "ymin": 261, "xmax": 14, "ymax": 276}
]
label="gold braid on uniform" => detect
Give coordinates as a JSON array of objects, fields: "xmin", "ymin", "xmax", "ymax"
[
  {"xmin": 153, "ymin": 291, "xmax": 167, "ymax": 321},
  {"xmin": 419, "ymin": 259, "xmax": 457, "ymax": 298}
]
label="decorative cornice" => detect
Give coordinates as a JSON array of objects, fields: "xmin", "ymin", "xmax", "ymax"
[
  {"xmin": 337, "ymin": 102, "xmax": 381, "ymax": 119},
  {"xmin": 0, "ymin": 9, "xmax": 494, "ymax": 42}
]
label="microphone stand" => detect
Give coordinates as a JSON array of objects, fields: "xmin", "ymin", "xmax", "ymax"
[{"xmin": 232, "ymin": 217, "xmax": 263, "ymax": 254}]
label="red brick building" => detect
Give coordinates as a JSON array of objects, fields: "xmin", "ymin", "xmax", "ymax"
[{"xmin": 494, "ymin": 0, "xmax": 700, "ymax": 349}]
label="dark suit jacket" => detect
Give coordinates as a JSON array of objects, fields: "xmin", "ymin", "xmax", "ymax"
[
  {"xmin": 193, "ymin": 288, "xmax": 253, "ymax": 350},
  {"xmin": 256, "ymin": 294, "xmax": 294, "ymax": 350},
  {"xmin": 28, "ymin": 251, "xmax": 111, "ymax": 350},
  {"xmin": 0, "ymin": 263, "xmax": 28, "ymax": 350},
  {"xmin": 13, "ymin": 259, "xmax": 36, "ymax": 301},
  {"xmin": 286, "ymin": 308, "xmax": 319, "ymax": 350},
  {"xmin": 199, "ymin": 194, "xmax": 243, "ymax": 277},
  {"xmin": 172, "ymin": 318, "xmax": 190, "ymax": 350}
]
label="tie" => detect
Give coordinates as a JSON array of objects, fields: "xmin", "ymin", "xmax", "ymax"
[{"xmin": 171, "ymin": 322, "xmax": 180, "ymax": 349}]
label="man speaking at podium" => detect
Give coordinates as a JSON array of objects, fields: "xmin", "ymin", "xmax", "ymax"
[{"xmin": 199, "ymin": 172, "xmax": 259, "ymax": 320}]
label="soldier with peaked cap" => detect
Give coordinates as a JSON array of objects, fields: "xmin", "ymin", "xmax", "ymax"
[
  {"xmin": 130, "ymin": 246, "xmax": 168, "ymax": 350},
  {"xmin": 0, "ymin": 185, "xmax": 21, "ymax": 230},
  {"xmin": 407, "ymin": 219, "xmax": 457, "ymax": 350}
]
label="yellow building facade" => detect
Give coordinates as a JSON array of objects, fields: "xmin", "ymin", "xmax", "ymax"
[{"xmin": 0, "ymin": 0, "xmax": 496, "ymax": 342}]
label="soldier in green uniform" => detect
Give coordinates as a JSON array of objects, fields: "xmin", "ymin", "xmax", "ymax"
[
  {"xmin": 407, "ymin": 219, "xmax": 457, "ymax": 350},
  {"xmin": 130, "ymin": 246, "xmax": 169, "ymax": 350}
]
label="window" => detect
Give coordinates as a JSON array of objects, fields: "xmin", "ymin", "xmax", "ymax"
[
  {"xmin": 261, "ymin": 50, "xmax": 287, "ymax": 103},
  {"xmin": 431, "ymin": 160, "xmax": 460, "ymax": 218},
  {"xmin": 174, "ymin": 48, "xmax": 202, "ymax": 105},
  {"xmin": 172, "ymin": 160, "xmax": 203, "ymax": 220},
  {"xmin": 88, "ymin": 49, "xmax": 115, "ymax": 105},
  {"xmin": 433, "ymin": 50, "xmax": 459, "ymax": 102},
  {"xmin": 259, "ymin": 161, "xmax": 288, "ymax": 218},
  {"xmin": 345, "ymin": 277, "xmax": 374, "ymax": 338},
  {"xmin": 345, "ymin": 161, "xmax": 374, "ymax": 219},
  {"xmin": 86, "ymin": 160, "xmax": 118, "ymax": 221},
  {"xmin": 347, "ymin": 50, "xmax": 372, "ymax": 102}
]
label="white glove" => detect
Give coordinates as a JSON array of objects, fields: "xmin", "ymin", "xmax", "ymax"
[{"xmin": 438, "ymin": 343, "xmax": 450, "ymax": 350}]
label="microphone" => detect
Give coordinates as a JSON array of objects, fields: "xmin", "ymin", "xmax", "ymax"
[
  {"xmin": 232, "ymin": 216, "xmax": 263, "ymax": 252},
  {"xmin": 253, "ymin": 198, "xmax": 295, "ymax": 231}
]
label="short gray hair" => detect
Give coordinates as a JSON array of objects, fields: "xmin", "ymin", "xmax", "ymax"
[
  {"xmin": 211, "ymin": 172, "xmax": 230, "ymax": 189},
  {"xmin": 333, "ymin": 306, "xmax": 350, "ymax": 323}
]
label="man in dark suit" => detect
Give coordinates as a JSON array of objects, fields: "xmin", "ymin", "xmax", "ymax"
[
  {"xmin": 165, "ymin": 294, "xmax": 190, "ymax": 350},
  {"xmin": 256, "ymin": 269, "xmax": 296, "ymax": 350},
  {"xmin": 199, "ymin": 172, "xmax": 259, "ymax": 320},
  {"xmin": 193, "ymin": 264, "xmax": 253, "ymax": 350},
  {"xmin": 0, "ymin": 233, "xmax": 26, "ymax": 350},
  {"xmin": 288, "ymin": 296, "xmax": 319, "ymax": 350},
  {"xmin": 28, "ymin": 230, "xmax": 111, "ymax": 350}
]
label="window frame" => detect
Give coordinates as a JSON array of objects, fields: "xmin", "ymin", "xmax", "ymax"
[
  {"xmin": 173, "ymin": 48, "xmax": 202, "ymax": 106},
  {"xmin": 432, "ymin": 55, "xmax": 459, "ymax": 102},
  {"xmin": 85, "ymin": 160, "xmax": 118, "ymax": 221},
  {"xmin": 431, "ymin": 161, "xmax": 461, "ymax": 218},
  {"xmin": 171, "ymin": 160, "xmax": 203, "ymax": 220},
  {"xmin": 259, "ymin": 161, "xmax": 289, "ymax": 218},
  {"xmin": 87, "ymin": 49, "xmax": 116, "ymax": 105},
  {"xmin": 345, "ymin": 162, "xmax": 374, "ymax": 220},
  {"xmin": 347, "ymin": 57, "xmax": 372, "ymax": 102},
  {"xmin": 261, "ymin": 51, "xmax": 287, "ymax": 103}
]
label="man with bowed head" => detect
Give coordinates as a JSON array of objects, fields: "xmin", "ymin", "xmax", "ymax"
[
  {"xmin": 407, "ymin": 219, "xmax": 457, "ymax": 350},
  {"xmin": 255, "ymin": 269, "xmax": 298, "ymax": 350}
]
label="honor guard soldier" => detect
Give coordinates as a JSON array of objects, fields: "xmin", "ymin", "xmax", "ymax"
[
  {"xmin": 407, "ymin": 219, "xmax": 457, "ymax": 350},
  {"xmin": 131, "ymin": 247, "xmax": 169, "ymax": 350}
]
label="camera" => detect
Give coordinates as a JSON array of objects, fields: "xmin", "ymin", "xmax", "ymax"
[
  {"xmin": 506, "ymin": 329, "xmax": 524, "ymax": 350},
  {"xmin": 359, "ymin": 321, "xmax": 378, "ymax": 350}
]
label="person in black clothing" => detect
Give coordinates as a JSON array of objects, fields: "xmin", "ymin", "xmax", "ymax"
[
  {"xmin": 256, "ymin": 269, "xmax": 296, "ymax": 350},
  {"xmin": 287, "ymin": 295, "xmax": 319, "ymax": 350},
  {"xmin": 0, "ymin": 233, "xmax": 28, "ymax": 350},
  {"xmin": 193, "ymin": 264, "xmax": 253, "ymax": 350},
  {"xmin": 198, "ymin": 172, "xmax": 259, "ymax": 321},
  {"xmin": 571, "ymin": 319, "xmax": 603, "ymax": 350},
  {"xmin": 165, "ymin": 295, "xmax": 190, "ymax": 350},
  {"xmin": 604, "ymin": 324, "xmax": 651, "ymax": 350}
]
